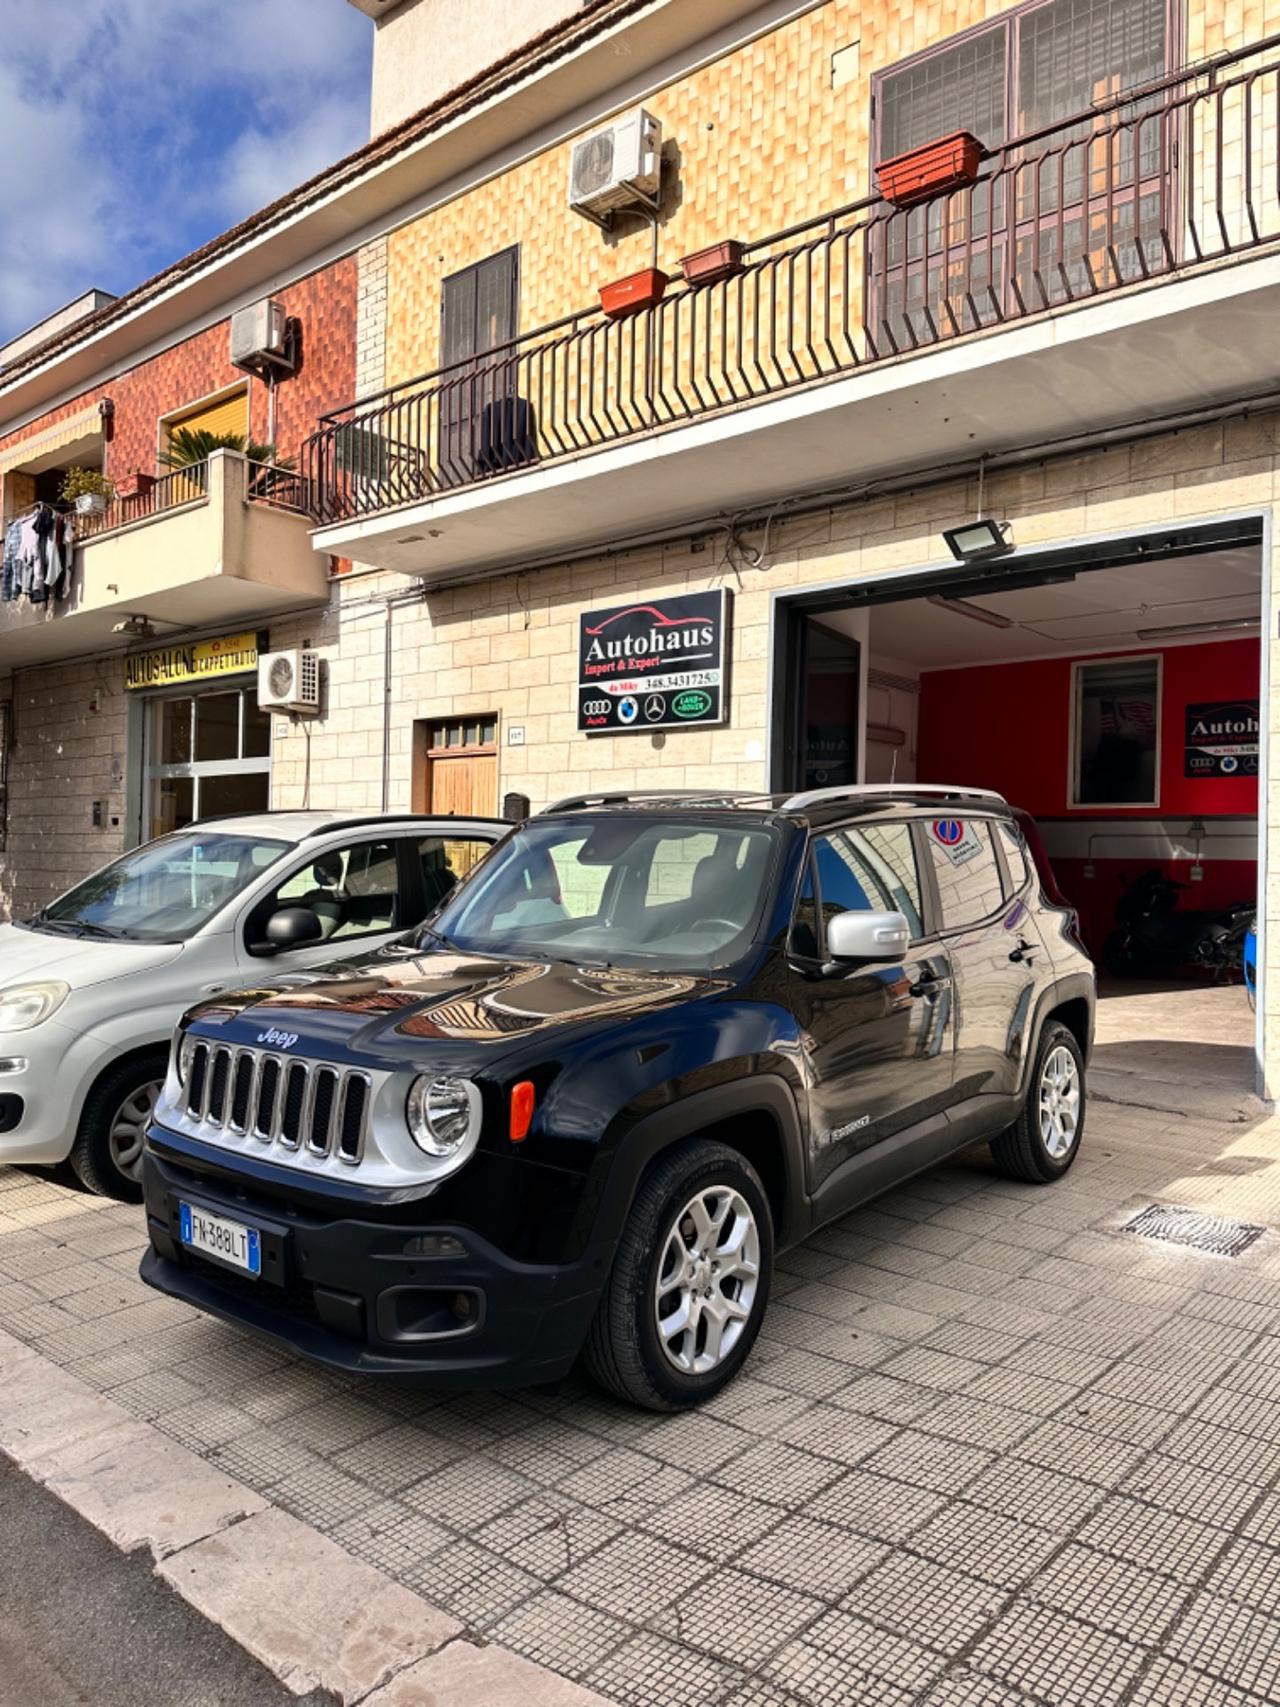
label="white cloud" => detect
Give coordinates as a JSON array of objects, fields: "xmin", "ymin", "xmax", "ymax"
[{"xmin": 0, "ymin": 0, "xmax": 370, "ymax": 343}]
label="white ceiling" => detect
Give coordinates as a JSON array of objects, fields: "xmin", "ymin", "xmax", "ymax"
[{"xmin": 867, "ymin": 548, "xmax": 1262, "ymax": 669}]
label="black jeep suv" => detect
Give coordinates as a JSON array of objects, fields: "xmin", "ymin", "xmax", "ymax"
[{"xmin": 140, "ymin": 787, "xmax": 1094, "ymax": 1411}]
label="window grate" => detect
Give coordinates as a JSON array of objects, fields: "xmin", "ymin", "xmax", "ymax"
[{"xmin": 1123, "ymin": 1203, "xmax": 1265, "ymax": 1259}]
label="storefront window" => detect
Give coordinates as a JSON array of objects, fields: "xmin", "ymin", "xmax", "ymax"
[{"xmin": 145, "ymin": 684, "xmax": 270, "ymax": 837}]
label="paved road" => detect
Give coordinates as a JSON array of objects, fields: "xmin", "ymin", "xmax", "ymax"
[{"xmin": 0, "ymin": 1456, "xmax": 334, "ymax": 1707}]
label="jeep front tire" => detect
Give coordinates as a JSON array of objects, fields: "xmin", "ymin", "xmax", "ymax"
[{"xmin": 584, "ymin": 1139, "xmax": 774, "ymax": 1411}]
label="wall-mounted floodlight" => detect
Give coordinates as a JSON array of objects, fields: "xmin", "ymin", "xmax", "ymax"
[{"xmin": 941, "ymin": 518, "xmax": 1014, "ymax": 562}]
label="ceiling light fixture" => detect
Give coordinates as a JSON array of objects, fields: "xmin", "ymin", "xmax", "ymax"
[
  {"xmin": 111, "ymin": 615, "xmax": 155, "ymax": 638},
  {"xmin": 926, "ymin": 594, "xmax": 1015, "ymax": 630},
  {"xmin": 941, "ymin": 517, "xmax": 1014, "ymax": 562},
  {"xmin": 1135, "ymin": 616, "xmax": 1260, "ymax": 641}
]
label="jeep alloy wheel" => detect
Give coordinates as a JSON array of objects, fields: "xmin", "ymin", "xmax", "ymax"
[
  {"xmin": 584, "ymin": 1138, "xmax": 774, "ymax": 1410},
  {"xmin": 655, "ymin": 1186, "xmax": 761, "ymax": 1374}
]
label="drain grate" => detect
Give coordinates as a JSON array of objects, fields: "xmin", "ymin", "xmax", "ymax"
[{"xmin": 1123, "ymin": 1203, "xmax": 1265, "ymax": 1259}]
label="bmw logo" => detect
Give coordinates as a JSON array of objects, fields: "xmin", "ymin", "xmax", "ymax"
[{"xmin": 617, "ymin": 696, "xmax": 639, "ymax": 725}]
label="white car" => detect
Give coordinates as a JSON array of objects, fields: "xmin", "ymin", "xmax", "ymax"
[{"xmin": 0, "ymin": 811, "xmax": 504, "ymax": 1200}]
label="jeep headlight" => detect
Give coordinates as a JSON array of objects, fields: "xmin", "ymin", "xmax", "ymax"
[
  {"xmin": 406, "ymin": 1074, "xmax": 480, "ymax": 1161},
  {"xmin": 175, "ymin": 1032, "xmax": 198, "ymax": 1085},
  {"xmin": 0, "ymin": 981, "xmax": 70, "ymax": 1032}
]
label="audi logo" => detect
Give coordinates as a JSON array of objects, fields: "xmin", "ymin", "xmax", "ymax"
[{"xmin": 582, "ymin": 699, "xmax": 612, "ymax": 716}]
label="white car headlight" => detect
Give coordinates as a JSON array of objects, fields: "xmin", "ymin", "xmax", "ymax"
[
  {"xmin": 406, "ymin": 1074, "xmax": 480, "ymax": 1162},
  {"xmin": 0, "ymin": 981, "xmax": 70, "ymax": 1032}
]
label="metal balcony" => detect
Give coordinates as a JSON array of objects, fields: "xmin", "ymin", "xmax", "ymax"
[{"xmin": 304, "ymin": 36, "xmax": 1280, "ymax": 578}]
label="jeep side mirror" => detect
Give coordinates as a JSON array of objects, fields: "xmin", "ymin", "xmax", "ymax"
[
  {"xmin": 825, "ymin": 909, "xmax": 910, "ymax": 966},
  {"xmin": 254, "ymin": 906, "xmax": 324, "ymax": 955}
]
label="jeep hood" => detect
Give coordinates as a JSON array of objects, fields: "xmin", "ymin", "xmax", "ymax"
[
  {"xmin": 185, "ymin": 947, "xmax": 719, "ymax": 1069},
  {"xmin": 0, "ymin": 922, "xmax": 183, "ymax": 990}
]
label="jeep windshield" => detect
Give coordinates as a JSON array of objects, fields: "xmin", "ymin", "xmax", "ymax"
[
  {"xmin": 27, "ymin": 831, "xmax": 291, "ymax": 942},
  {"xmin": 421, "ymin": 816, "xmax": 778, "ymax": 969}
]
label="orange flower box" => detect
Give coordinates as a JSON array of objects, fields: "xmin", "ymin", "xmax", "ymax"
[
  {"xmin": 599, "ymin": 268, "xmax": 669, "ymax": 319},
  {"xmin": 875, "ymin": 131, "xmax": 984, "ymax": 208},
  {"xmin": 680, "ymin": 240, "xmax": 746, "ymax": 286}
]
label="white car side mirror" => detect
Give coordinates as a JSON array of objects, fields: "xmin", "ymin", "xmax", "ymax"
[{"xmin": 826, "ymin": 909, "xmax": 911, "ymax": 963}]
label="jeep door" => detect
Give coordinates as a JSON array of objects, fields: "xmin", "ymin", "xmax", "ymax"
[
  {"xmin": 917, "ymin": 814, "xmax": 1044, "ymax": 1103},
  {"xmin": 787, "ymin": 819, "xmax": 955, "ymax": 1191}
]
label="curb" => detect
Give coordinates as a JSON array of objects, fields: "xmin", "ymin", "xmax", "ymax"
[{"xmin": 0, "ymin": 1327, "xmax": 612, "ymax": 1705}]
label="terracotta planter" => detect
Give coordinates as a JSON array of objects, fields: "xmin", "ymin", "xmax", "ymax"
[
  {"xmin": 876, "ymin": 131, "xmax": 984, "ymax": 209},
  {"xmin": 599, "ymin": 267, "xmax": 669, "ymax": 319},
  {"xmin": 680, "ymin": 240, "xmax": 745, "ymax": 287}
]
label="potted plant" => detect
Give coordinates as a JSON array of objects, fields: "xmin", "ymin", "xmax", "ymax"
[
  {"xmin": 159, "ymin": 428, "xmax": 294, "ymax": 499},
  {"xmin": 599, "ymin": 267, "xmax": 669, "ymax": 319},
  {"xmin": 59, "ymin": 466, "xmax": 115, "ymax": 516},
  {"xmin": 875, "ymin": 131, "xmax": 985, "ymax": 208},
  {"xmin": 680, "ymin": 240, "xmax": 745, "ymax": 286}
]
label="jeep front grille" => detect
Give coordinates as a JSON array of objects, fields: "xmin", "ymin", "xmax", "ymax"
[{"xmin": 184, "ymin": 1041, "xmax": 371, "ymax": 1164}]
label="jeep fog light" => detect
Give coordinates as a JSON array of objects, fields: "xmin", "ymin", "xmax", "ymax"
[{"xmin": 407, "ymin": 1075, "xmax": 480, "ymax": 1160}]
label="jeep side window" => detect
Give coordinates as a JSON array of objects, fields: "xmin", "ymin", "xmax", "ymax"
[
  {"xmin": 995, "ymin": 820, "xmax": 1031, "ymax": 894},
  {"xmin": 810, "ymin": 823, "xmax": 925, "ymax": 947},
  {"xmin": 923, "ymin": 818, "xmax": 1005, "ymax": 928}
]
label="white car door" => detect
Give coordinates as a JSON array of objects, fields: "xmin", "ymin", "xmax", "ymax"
[{"xmin": 231, "ymin": 833, "xmax": 412, "ymax": 981}]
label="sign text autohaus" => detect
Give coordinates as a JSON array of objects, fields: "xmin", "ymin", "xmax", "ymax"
[{"xmin": 577, "ymin": 590, "xmax": 730, "ymax": 733}]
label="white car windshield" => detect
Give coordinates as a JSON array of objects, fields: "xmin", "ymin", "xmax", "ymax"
[
  {"xmin": 32, "ymin": 832, "xmax": 291, "ymax": 942},
  {"xmin": 424, "ymin": 816, "xmax": 778, "ymax": 969}
]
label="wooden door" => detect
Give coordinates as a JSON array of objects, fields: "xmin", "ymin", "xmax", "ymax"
[{"xmin": 414, "ymin": 716, "xmax": 498, "ymax": 818}]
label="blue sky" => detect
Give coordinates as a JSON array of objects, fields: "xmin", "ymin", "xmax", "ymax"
[{"xmin": 0, "ymin": 0, "xmax": 373, "ymax": 344}]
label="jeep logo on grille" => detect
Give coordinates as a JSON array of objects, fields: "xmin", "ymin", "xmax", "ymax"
[{"xmin": 257, "ymin": 1028, "xmax": 299, "ymax": 1050}]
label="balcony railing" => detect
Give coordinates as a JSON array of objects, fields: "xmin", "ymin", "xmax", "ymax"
[
  {"xmin": 77, "ymin": 462, "xmax": 211, "ymax": 540},
  {"xmin": 304, "ymin": 35, "xmax": 1280, "ymax": 527}
]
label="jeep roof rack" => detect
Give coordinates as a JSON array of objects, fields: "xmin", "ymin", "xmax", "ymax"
[
  {"xmin": 545, "ymin": 789, "xmax": 769, "ymax": 813},
  {"xmin": 779, "ymin": 784, "xmax": 1008, "ymax": 810}
]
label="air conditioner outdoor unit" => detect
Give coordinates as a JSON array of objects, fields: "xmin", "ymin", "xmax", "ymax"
[
  {"xmin": 258, "ymin": 649, "xmax": 320, "ymax": 714},
  {"xmin": 230, "ymin": 298, "xmax": 295, "ymax": 375},
  {"xmin": 568, "ymin": 107, "xmax": 662, "ymax": 225}
]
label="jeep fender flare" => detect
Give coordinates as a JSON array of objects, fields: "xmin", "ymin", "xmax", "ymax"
[
  {"xmin": 1017, "ymin": 971, "xmax": 1096, "ymax": 1100},
  {"xmin": 583, "ymin": 1075, "xmax": 812, "ymax": 1260}
]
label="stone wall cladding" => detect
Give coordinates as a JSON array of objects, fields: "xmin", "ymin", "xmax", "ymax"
[
  {"xmin": 267, "ymin": 414, "xmax": 1280, "ymax": 1083},
  {"xmin": 0, "ymin": 655, "xmax": 131, "ymax": 919}
]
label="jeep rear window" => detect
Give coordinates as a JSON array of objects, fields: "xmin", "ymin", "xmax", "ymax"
[{"xmin": 426, "ymin": 817, "xmax": 778, "ymax": 969}]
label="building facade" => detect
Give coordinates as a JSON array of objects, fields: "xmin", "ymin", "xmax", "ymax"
[{"xmin": 1, "ymin": 0, "xmax": 1277, "ymax": 1091}]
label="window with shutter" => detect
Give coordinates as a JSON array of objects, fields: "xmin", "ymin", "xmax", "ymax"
[
  {"xmin": 870, "ymin": 0, "xmax": 1174, "ymax": 343},
  {"xmin": 438, "ymin": 248, "xmax": 521, "ymax": 484}
]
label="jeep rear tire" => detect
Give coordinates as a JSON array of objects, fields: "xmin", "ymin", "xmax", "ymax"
[
  {"xmin": 584, "ymin": 1139, "xmax": 774, "ymax": 1411},
  {"xmin": 990, "ymin": 1021, "xmax": 1085, "ymax": 1184},
  {"xmin": 67, "ymin": 1052, "xmax": 167, "ymax": 1203}
]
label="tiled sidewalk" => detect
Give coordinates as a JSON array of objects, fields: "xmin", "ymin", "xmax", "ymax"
[{"xmin": 4, "ymin": 1088, "xmax": 1280, "ymax": 1706}]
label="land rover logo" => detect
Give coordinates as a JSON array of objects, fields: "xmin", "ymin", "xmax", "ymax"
[
  {"xmin": 257, "ymin": 1028, "xmax": 299, "ymax": 1050},
  {"xmin": 672, "ymin": 690, "xmax": 712, "ymax": 719}
]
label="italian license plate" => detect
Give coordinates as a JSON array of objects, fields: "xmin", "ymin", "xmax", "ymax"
[{"xmin": 179, "ymin": 1201, "xmax": 262, "ymax": 1277}]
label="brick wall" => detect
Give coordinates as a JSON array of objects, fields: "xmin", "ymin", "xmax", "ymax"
[{"xmin": 0, "ymin": 255, "xmax": 357, "ymax": 506}]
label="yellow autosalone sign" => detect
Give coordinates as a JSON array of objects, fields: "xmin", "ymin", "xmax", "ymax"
[{"xmin": 125, "ymin": 631, "xmax": 259, "ymax": 691}]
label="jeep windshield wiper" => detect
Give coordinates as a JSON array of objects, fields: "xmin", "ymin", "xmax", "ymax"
[{"xmin": 415, "ymin": 922, "xmax": 453, "ymax": 950}]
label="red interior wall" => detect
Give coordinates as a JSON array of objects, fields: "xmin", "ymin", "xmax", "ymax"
[{"xmin": 917, "ymin": 638, "xmax": 1260, "ymax": 957}]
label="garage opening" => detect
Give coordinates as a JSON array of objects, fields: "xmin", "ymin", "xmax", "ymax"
[{"xmin": 771, "ymin": 520, "xmax": 1266, "ymax": 1106}]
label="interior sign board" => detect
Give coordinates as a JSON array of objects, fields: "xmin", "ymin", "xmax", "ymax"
[
  {"xmin": 577, "ymin": 590, "xmax": 730, "ymax": 733},
  {"xmin": 1184, "ymin": 700, "xmax": 1259, "ymax": 778}
]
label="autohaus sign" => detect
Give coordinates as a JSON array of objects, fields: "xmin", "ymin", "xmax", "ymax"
[{"xmin": 577, "ymin": 590, "xmax": 730, "ymax": 733}]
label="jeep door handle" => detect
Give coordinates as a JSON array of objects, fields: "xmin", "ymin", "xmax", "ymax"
[
  {"xmin": 910, "ymin": 971, "xmax": 951, "ymax": 998},
  {"xmin": 1008, "ymin": 938, "xmax": 1038, "ymax": 964}
]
